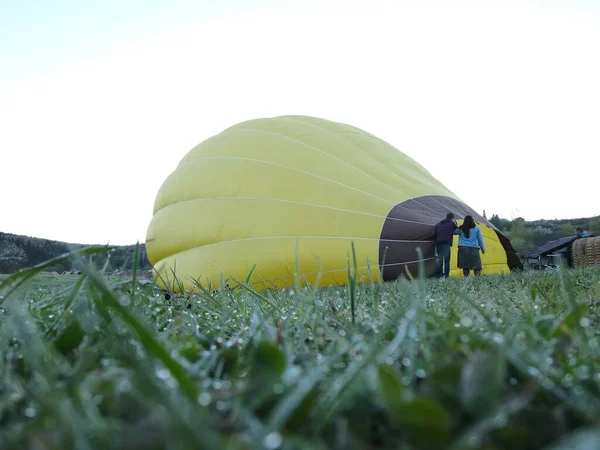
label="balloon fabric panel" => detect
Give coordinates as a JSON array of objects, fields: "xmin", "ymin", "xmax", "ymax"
[{"xmin": 146, "ymin": 115, "xmax": 520, "ymax": 292}]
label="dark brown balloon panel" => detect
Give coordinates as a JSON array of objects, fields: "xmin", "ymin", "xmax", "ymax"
[{"xmin": 378, "ymin": 195, "xmax": 521, "ymax": 281}]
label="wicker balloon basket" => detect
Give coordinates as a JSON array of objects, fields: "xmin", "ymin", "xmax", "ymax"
[{"xmin": 572, "ymin": 236, "xmax": 600, "ymax": 268}]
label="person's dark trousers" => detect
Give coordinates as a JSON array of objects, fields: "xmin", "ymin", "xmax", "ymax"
[
  {"xmin": 435, "ymin": 243, "xmax": 451, "ymax": 278},
  {"xmin": 463, "ymin": 269, "xmax": 481, "ymax": 276}
]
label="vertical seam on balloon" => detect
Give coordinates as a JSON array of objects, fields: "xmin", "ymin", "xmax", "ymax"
[
  {"xmin": 385, "ymin": 202, "xmax": 441, "ymax": 221},
  {"xmin": 176, "ymin": 156, "xmax": 394, "ymax": 203},
  {"xmin": 425, "ymin": 195, "xmax": 464, "ymax": 216},
  {"xmin": 280, "ymin": 116, "xmax": 452, "ymax": 195},
  {"xmin": 235, "ymin": 127, "xmax": 446, "ymax": 203},
  {"xmin": 400, "ymin": 196, "xmax": 445, "ymax": 217},
  {"xmin": 157, "ymin": 168, "xmax": 448, "ymax": 223},
  {"xmin": 424, "ymin": 195, "xmax": 474, "ymax": 222},
  {"xmin": 209, "ymin": 127, "xmax": 410, "ymax": 199},
  {"xmin": 444, "ymin": 197, "xmax": 473, "ymax": 218},
  {"xmin": 335, "ymin": 130, "xmax": 440, "ymax": 180}
]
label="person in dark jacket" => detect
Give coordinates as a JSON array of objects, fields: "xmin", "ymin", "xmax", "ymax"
[{"xmin": 433, "ymin": 213, "xmax": 458, "ymax": 278}]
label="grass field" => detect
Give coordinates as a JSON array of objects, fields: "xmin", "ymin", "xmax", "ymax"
[{"xmin": 2, "ymin": 248, "xmax": 600, "ymax": 450}]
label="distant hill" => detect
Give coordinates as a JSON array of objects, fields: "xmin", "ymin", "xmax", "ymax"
[
  {"xmin": 0, "ymin": 231, "xmax": 151, "ymax": 274},
  {"xmin": 487, "ymin": 214, "xmax": 600, "ymax": 255},
  {"xmin": 2, "ymin": 213, "xmax": 599, "ymax": 274}
]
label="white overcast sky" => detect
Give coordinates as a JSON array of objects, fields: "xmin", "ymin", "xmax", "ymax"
[{"xmin": 1, "ymin": 0, "xmax": 599, "ymax": 245}]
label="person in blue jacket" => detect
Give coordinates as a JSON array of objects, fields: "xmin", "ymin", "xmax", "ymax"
[
  {"xmin": 454, "ymin": 215, "xmax": 485, "ymax": 276},
  {"xmin": 576, "ymin": 227, "xmax": 592, "ymax": 238}
]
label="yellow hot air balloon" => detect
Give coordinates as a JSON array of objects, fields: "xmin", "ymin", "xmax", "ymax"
[{"xmin": 146, "ymin": 115, "xmax": 520, "ymax": 292}]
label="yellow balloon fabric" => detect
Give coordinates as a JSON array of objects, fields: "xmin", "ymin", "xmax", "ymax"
[{"xmin": 146, "ymin": 115, "xmax": 520, "ymax": 292}]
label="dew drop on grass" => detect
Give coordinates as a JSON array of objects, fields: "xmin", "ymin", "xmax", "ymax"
[
  {"xmin": 263, "ymin": 432, "xmax": 282, "ymax": 449},
  {"xmin": 155, "ymin": 367, "xmax": 170, "ymax": 380},
  {"xmin": 117, "ymin": 379, "xmax": 132, "ymax": 392},
  {"xmin": 527, "ymin": 366, "xmax": 542, "ymax": 378},
  {"xmin": 273, "ymin": 383, "xmax": 284, "ymax": 394},
  {"xmin": 339, "ymin": 330, "xmax": 346, "ymax": 337},
  {"xmin": 401, "ymin": 358, "xmax": 411, "ymax": 367},
  {"xmin": 48, "ymin": 314, "xmax": 55, "ymax": 319},
  {"xmin": 563, "ymin": 374, "xmax": 574, "ymax": 387},
  {"xmin": 467, "ymin": 436, "xmax": 482, "ymax": 448},
  {"xmin": 216, "ymin": 401, "xmax": 226, "ymax": 411},
  {"xmin": 24, "ymin": 407, "xmax": 37, "ymax": 418},
  {"xmin": 491, "ymin": 333, "xmax": 505, "ymax": 344},
  {"xmin": 580, "ymin": 317, "xmax": 591, "ymax": 327},
  {"xmin": 490, "ymin": 412, "xmax": 507, "ymax": 427},
  {"xmin": 509, "ymin": 377, "xmax": 518, "ymax": 386},
  {"xmin": 577, "ymin": 366, "xmax": 591, "ymax": 379},
  {"xmin": 101, "ymin": 358, "xmax": 113, "ymax": 368},
  {"xmin": 416, "ymin": 369, "xmax": 426, "ymax": 378},
  {"xmin": 542, "ymin": 378, "xmax": 554, "ymax": 389},
  {"xmin": 460, "ymin": 317, "xmax": 473, "ymax": 327},
  {"xmin": 119, "ymin": 297, "xmax": 131, "ymax": 307},
  {"xmin": 569, "ymin": 357, "xmax": 577, "ymax": 367},
  {"xmin": 460, "ymin": 334, "xmax": 470, "ymax": 343},
  {"xmin": 198, "ymin": 392, "xmax": 211, "ymax": 406}
]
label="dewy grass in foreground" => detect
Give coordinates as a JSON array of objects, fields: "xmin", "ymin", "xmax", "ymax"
[{"xmin": 1, "ymin": 253, "xmax": 600, "ymax": 450}]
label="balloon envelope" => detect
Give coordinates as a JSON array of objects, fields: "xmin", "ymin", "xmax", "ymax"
[{"xmin": 146, "ymin": 115, "xmax": 520, "ymax": 291}]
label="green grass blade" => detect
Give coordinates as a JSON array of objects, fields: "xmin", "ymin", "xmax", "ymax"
[{"xmin": 87, "ymin": 272, "xmax": 199, "ymax": 402}]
